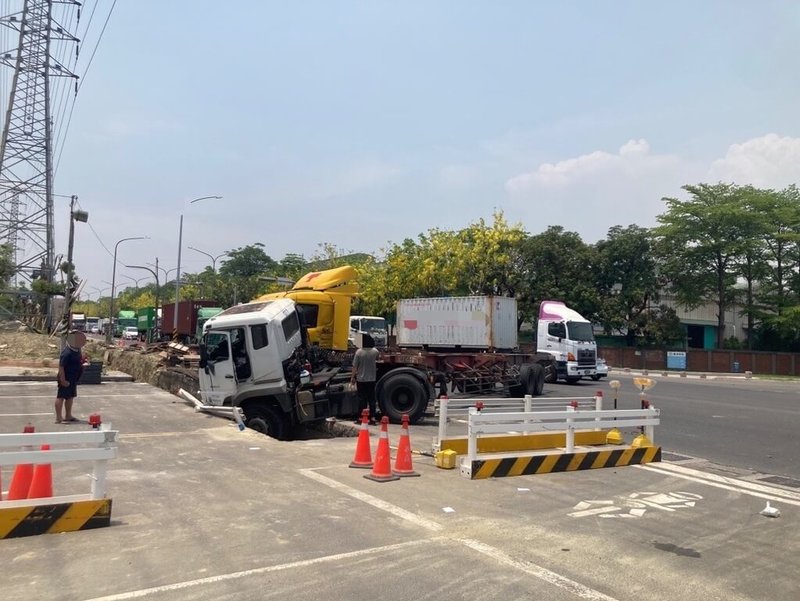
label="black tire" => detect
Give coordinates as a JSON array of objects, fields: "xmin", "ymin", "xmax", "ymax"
[
  {"xmin": 565, "ymin": 376, "xmax": 582, "ymax": 384},
  {"xmin": 532, "ymin": 363, "xmax": 545, "ymax": 396},
  {"xmin": 544, "ymin": 360, "xmax": 558, "ymax": 384},
  {"xmin": 518, "ymin": 364, "xmax": 536, "ymax": 396},
  {"xmin": 590, "ymin": 375, "xmax": 601, "ymax": 381},
  {"xmin": 245, "ymin": 404, "xmax": 290, "ymax": 440},
  {"xmin": 379, "ymin": 373, "xmax": 428, "ymax": 424}
]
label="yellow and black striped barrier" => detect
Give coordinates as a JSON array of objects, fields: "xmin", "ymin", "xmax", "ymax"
[
  {"xmin": 0, "ymin": 499, "xmax": 112, "ymax": 539},
  {"xmin": 464, "ymin": 446, "xmax": 661, "ymax": 479}
]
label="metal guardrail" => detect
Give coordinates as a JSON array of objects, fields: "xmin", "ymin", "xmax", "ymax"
[
  {"xmin": 0, "ymin": 428, "xmax": 118, "ymax": 506},
  {"xmin": 435, "ymin": 394, "xmax": 602, "ymax": 450},
  {"xmin": 464, "ymin": 405, "xmax": 660, "ymax": 463}
]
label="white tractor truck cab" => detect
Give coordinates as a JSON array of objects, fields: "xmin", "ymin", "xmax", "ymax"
[
  {"xmin": 349, "ymin": 315, "xmax": 388, "ymax": 348},
  {"xmin": 536, "ymin": 300, "xmax": 597, "ymax": 383},
  {"xmin": 197, "ymin": 298, "xmax": 358, "ymax": 440}
]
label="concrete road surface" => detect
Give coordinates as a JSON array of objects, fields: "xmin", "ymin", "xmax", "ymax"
[{"xmin": 1, "ymin": 380, "xmax": 798, "ymax": 601}]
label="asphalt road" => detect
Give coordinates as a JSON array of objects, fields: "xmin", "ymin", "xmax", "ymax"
[
  {"xmin": 2, "ymin": 376, "xmax": 800, "ymax": 600},
  {"xmin": 553, "ymin": 373, "xmax": 800, "ymax": 480}
]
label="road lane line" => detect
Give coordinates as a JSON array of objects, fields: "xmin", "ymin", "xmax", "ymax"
[
  {"xmin": 300, "ymin": 468, "xmax": 444, "ymax": 532},
  {"xmin": 81, "ymin": 539, "xmax": 431, "ymax": 601},
  {"xmin": 637, "ymin": 464, "xmax": 800, "ymax": 506},
  {"xmin": 650, "ymin": 462, "xmax": 800, "ymax": 501},
  {"xmin": 301, "ymin": 468, "xmax": 620, "ymax": 601},
  {"xmin": 458, "ymin": 538, "xmax": 619, "ymax": 601}
]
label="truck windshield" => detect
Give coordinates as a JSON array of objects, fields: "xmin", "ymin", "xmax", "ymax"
[
  {"xmin": 358, "ymin": 318, "xmax": 386, "ymax": 331},
  {"xmin": 567, "ymin": 321, "xmax": 595, "ymax": 342}
]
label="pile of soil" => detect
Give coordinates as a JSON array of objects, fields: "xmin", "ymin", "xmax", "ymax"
[{"xmin": 0, "ymin": 321, "xmax": 109, "ymax": 366}]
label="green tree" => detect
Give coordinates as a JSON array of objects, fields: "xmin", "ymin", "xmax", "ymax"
[
  {"xmin": 518, "ymin": 226, "xmax": 599, "ymax": 326},
  {"xmin": 655, "ymin": 183, "xmax": 751, "ymax": 348},
  {"xmin": 217, "ymin": 243, "xmax": 278, "ymax": 304},
  {"xmin": 594, "ymin": 225, "xmax": 661, "ymax": 345}
]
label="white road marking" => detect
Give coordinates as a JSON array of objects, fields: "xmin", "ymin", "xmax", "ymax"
[
  {"xmin": 301, "ymin": 468, "xmax": 620, "ymax": 601},
  {"xmin": 81, "ymin": 539, "xmax": 431, "ymax": 601},
  {"xmin": 637, "ymin": 464, "xmax": 800, "ymax": 506},
  {"xmin": 457, "ymin": 538, "xmax": 620, "ymax": 601},
  {"xmin": 299, "ymin": 468, "xmax": 444, "ymax": 532}
]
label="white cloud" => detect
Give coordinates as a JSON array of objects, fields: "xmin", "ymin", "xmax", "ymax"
[
  {"xmin": 503, "ymin": 139, "xmax": 692, "ymax": 241},
  {"xmin": 707, "ymin": 133, "xmax": 800, "ymax": 188},
  {"xmin": 503, "ymin": 133, "xmax": 800, "ymax": 243}
]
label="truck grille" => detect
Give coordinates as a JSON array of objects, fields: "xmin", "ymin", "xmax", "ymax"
[{"xmin": 577, "ymin": 348, "xmax": 596, "ymax": 368}]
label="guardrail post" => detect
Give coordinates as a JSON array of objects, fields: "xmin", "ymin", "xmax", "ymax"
[
  {"xmin": 566, "ymin": 405, "xmax": 575, "ymax": 453},
  {"xmin": 594, "ymin": 391, "xmax": 603, "ymax": 430},
  {"xmin": 437, "ymin": 396, "xmax": 449, "ymax": 451},
  {"xmin": 524, "ymin": 394, "xmax": 532, "ymax": 427},
  {"xmin": 467, "ymin": 407, "xmax": 478, "ymax": 462},
  {"xmin": 90, "ymin": 460, "xmax": 108, "ymax": 499},
  {"xmin": 646, "ymin": 405, "xmax": 656, "ymax": 443}
]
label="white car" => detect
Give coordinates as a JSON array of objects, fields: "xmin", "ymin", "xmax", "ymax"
[
  {"xmin": 122, "ymin": 326, "xmax": 139, "ymax": 341},
  {"xmin": 590, "ymin": 358, "xmax": 609, "ymax": 381},
  {"xmin": 90, "ymin": 326, "xmax": 100, "ymax": 334}
]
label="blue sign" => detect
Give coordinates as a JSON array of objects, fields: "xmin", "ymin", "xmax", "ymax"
[{"xmin": 667, "ymin": 351, "xmax": 687, "ymax": 370}]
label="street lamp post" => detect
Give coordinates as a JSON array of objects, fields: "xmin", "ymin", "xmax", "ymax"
[
  {"xmin": 107, "ymin": 236, "xmax": 148, "ymax": 344},
  {"xmin": 126, "ymin": 260, "xmax": 160, "ymax": 341},
  {"xmin": 62, "ymin": 195, "xmax": 88, "ymax": 335},
  {"xmin": 187, "ymin": 246, "xmax": 227, "ymax": 273},
  {"xmin": 174, "ymin": 195, "xmax": 222, "ymax": 335}
]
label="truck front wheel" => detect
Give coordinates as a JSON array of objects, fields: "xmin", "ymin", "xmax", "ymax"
[
  {"xmin": 245, "ymin": 404, "xmax": 290, "ymax": 440},
  {"xmin": 379, "ymin": 373, "xmax": 428, "ymax": 424},
  {"xmin": 544, "ymin": 360, "xmax": 558, "ymax": 384}
]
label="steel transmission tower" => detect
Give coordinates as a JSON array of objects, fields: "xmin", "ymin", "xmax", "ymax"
[{"xmin": 0, "ymin": 0, "xmax": 79, "ymax": 285}]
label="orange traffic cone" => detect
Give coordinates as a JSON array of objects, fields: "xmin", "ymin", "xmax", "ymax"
[
  {"xmin": 392, "ymin": 414, "xmax": 419, "ymax": 477},
  {"xmin": 349, "ymin": 409, "xmax": 373, "ymax": 469},
  {"xmin": 27, "ymin": 444, "xmax": 53, "ymax": 499},
  {"xmin": 7, "ymin": 424, "xmax": 35, "ymax": 501},
  {"xmin": 364, "ymin": 417, "xmax": 399, "ymax": 483}
]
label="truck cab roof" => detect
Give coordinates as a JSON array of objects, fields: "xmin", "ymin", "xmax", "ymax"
[{"xmin": 204, "ymin": 299, "xmax": 296, "ymax": 331}]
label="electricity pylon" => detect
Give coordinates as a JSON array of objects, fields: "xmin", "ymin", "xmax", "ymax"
[{"xmin": 0, "ymin": 0, "xmax": 79, "ymax": 286}]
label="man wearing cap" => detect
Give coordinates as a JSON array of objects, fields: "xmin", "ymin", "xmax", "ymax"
[{"xmin": 55, "ymin": 330, "xmax": 87, "ymax": 424}]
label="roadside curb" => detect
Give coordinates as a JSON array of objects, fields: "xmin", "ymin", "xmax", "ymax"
[{"xmin": 0, "ymin": 372, "xmax": 134, "ymax": 383}]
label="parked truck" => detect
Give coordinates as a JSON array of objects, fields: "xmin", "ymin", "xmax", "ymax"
[
  {"xmin": 536, "ymin": 300, "xmax": 598, "ymax": 383},
  {"xmin": 137, "ymin": 307, "xmax": 157, "ymax": 341},
  {"xmin": 114, "ymin": 310, "xmax": 137, "ymax": 337},
  {"xmin": 161, "ymin": 300, "xmax": 223, "ymax": 343},
  {"xmin": 349, "ymin": 315, "xmax": 388, "ymax": 348},
  {"xmin": 197, "ymin": 266, "xmax": 556, "ymax": 439}
]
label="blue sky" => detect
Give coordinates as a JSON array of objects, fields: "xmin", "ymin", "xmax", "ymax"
[{"xmin": 44, "ymin": 1, "xmax": 800, "ymax": 298}]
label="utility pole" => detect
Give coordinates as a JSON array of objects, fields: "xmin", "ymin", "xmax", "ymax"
[
  {"xmin": 0, "ymin": 1, "xmax": 80, "ymax": 290},
  {"xmin": 61, "ymin": 194, "xmax": 86, "ymax": 335}
]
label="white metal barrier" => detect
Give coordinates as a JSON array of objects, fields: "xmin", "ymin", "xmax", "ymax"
[
  {"xmin": 0, "ymin": 428, "xmax": 118, "ymax": 507},
  {"xmin": 435, "ymin": 394, "xmax": 602, "ymax": 450},
  {"xmin": 464, "ymin": 406, "xmax": 660, "ymax": 463}
]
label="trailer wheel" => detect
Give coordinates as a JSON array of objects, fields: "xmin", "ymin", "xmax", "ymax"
[
  {"xmin": 245, "ymin": 405, "xmax": 290, "ymax": 440},
  {"xmin": 518, "ymin": 364, "xmax": 536, "ymax": 396},
  {"xmin": 379, "ymin": 373, "xmax": 428, "ymax": 424},
  {"xmin": 544, "ymin": 359, "xmax": 558, "ymax": 384},
  {"xmin": 532, "ymin": 363, "xmax": 545, "ymax": 396}
]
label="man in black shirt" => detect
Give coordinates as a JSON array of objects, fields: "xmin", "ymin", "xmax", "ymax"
[{"xmin": 56, "ymin": 331, "xmax": 86, "ymax": 424}]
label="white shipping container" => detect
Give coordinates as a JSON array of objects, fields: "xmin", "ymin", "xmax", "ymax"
[{"xmin": 396, "ymin": 296, "xmax": 518, "ymax": 349}]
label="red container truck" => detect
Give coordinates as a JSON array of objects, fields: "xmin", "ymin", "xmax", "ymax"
[{"xmin": 161, "ymin": 300, "xmax": 219, "ymax": 343}]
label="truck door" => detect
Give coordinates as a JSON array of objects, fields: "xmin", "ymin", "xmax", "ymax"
[{"xmin": 199, "ymin": 330, "xmax": 237, "ymax": 405}]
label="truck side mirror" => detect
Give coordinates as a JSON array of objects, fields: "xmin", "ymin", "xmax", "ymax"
[{"xmin": 199, "ymin": 344, "xmax": 207, "ymax": 369}]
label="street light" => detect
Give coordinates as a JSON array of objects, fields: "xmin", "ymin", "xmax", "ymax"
[
  {"xmin": 62, "ymin": 195, "xmax": 89, "ymax": 334},
  {"xmin": 175, "ymin": 195, "xmax": 222, "ymax": 334},
  {"xmin": 187, "ymin": 246, "xmax": 228, "ymax": 273},
  {"xmin": 107, "ymin": 236, "xmax": 148, "ymax": 344},
  {"xmin": 148, "ymin": 263, "xmax": 178, "ymax": 283},
  {"xmin": 126, "ymin": 261, "xmax": 160, "ymax": 341},
  {"xmin": 119, "ymin": 275, "xmax": 147, "ymax": 289}
]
